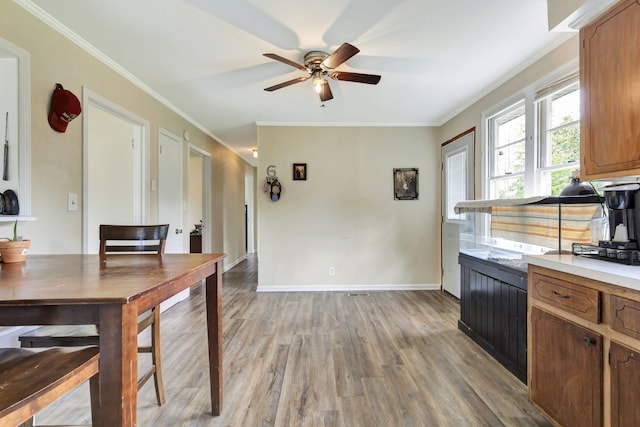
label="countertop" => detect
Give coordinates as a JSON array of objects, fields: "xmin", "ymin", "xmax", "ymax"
[{"xmin": 523, "ymin": 253, "xmax": 640, "ymax": 292}]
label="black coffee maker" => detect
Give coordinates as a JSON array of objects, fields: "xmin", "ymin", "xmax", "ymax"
[{"xmin": 602, "ymin": 183, "xmax": 640, "ymax": 249}]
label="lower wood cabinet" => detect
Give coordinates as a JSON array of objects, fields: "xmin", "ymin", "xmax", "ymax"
[
  {"xmin": 530, "ymin": 307, "xmax": 603, "ymax": 427},
  {"xmin": 528, "ymin": 265, "xmax": 640, "ymax": 426},
  {"xmin": 610, "ymin": 341, "xmax": 640, "ymax": 427}
]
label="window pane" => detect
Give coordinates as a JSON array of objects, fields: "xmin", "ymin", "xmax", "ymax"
[
  {"xmin": 490, "ymin": 176, "xmax": 524, "ymax": 199},
  {"xmin": 540, "ymin": 168, "xmax": 574, "ymax": 196},
  {"xmin": 446, "ymin": 151, "xmax": 467, "ymax": 221},
  {"xmin": 496, "ymin": 111, "xmax": 526, "ymax": 147},
  {"xmin": 548, "ymin": 122, "xmax": 580, "ymax": 166},
  {"xmin": 494, "ymin": 140, "xmax": 525, "ymax": 175},
  {"xmin": 551, "ymin": 86, "xmax": 580, "ymax": 127}
]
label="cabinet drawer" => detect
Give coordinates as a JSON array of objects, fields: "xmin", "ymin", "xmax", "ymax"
[
  {"xmin": 611, "ymin": 295, "xmax": 640, "ymax": 340},
  {"xmin": 530, "ymin": 273, "xmax": 601, "ymax": 323}
]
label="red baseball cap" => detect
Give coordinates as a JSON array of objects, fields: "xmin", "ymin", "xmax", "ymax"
[{"xmin": 48, "ymin": 83, "xmax": 82, "ymax": 133}]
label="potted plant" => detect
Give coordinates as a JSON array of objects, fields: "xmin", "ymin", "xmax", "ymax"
[{"xmin": 0, "ymin": 220, "xmax": 30, "ymax": 263}]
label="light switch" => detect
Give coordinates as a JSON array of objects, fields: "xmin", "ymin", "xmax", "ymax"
[{"xmin": 68, "ymin": 193, "xmax": 78, "ymax": 211}]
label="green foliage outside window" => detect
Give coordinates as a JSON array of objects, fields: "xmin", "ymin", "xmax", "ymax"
[{"xmin": 549, "ymin": 119, "xmax": 580, "ymax": 195}]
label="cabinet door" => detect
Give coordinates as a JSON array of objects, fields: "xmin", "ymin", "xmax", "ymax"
[
  {"xmin": 610, "ymin": 341, "xmax": 640, "ymax": 427},
  {"xmin": 530, "ymin": 307, "xmax": 602, "ymax": 427},
  {"xmin": 580, "ymin": 0, "xmax": 640, "ymax": 180}
]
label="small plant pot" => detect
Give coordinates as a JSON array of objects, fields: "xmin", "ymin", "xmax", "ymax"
[{"xmin": 0, "ymin": 239, "xmax": 31, "ymax": 263}]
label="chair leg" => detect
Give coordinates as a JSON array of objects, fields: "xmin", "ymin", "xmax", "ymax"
[
  {"xmin": 89, "ymin": 371, "xmax": 101, "ymax": 426},
  {"xmin": 151, "ymin": 306, "xmax": 165, "ymax": 406}
]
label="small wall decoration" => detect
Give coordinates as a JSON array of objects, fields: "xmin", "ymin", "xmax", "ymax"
[
  {"xmin": 293, "ymin": 163, "xmax": 307, "ymax": 181},
  {"xmin": 264, "ymin": 165, "xmax": 282, "ymax": 202},
  {"xmin": 394, "ymin": 168, "xmax": 419, "ymax": 200}
]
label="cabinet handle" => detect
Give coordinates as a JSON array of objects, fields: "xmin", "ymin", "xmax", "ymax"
[
  {"xmin": 551, "ymin": 290, "xmax": 570, "ymax": 299},
  {"xmin": 583, "ymin": 337, "xmax": 594, "ymax": 347}
]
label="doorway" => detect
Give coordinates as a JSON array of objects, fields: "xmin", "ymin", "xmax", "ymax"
[
  {"xmin": 441, "ymin": 129, "xmax": 475, "ymax": 298},
  {"xmin": 82, "ymin": 88, "xmax": 149, "ymax": 253},
  {"xmin": 245, "ymin": 173, "xmax": 255, "ymax": 254},
  {"xmin": 189, "ymin": 145, "xmax": 211, "ymax": 253},
  {"xmin": 158, "ymin": 129, "xmax": 184, "ymax": 253}
]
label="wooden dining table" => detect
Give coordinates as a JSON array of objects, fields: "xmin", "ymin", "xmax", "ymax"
[{"xmin": 0, "ymin": 253, "xmax": 225, "ymax": 426}]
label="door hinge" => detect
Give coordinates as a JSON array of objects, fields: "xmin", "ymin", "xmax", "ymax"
[{"xmin": 131, "ymin": 138, "xmax": 135, "ymax": 149}]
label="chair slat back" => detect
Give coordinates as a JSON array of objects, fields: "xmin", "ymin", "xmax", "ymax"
[{"xmin": 99, "ymin": 224, "xmax": 169, "ymax": 263}]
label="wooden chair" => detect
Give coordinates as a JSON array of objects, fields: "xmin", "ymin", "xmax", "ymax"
[
  {"xmin": 18, "ymin": 224, "xmax": 170, "ymax": 407},
  {"xmin": 0, "ymin": 347, "xmax": 99, "ymax": 426}
]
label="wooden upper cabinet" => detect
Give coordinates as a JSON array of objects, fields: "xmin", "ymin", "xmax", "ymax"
[{"xmin": 580, "ymin": 0, "xmax": 640, "ymax": 180}]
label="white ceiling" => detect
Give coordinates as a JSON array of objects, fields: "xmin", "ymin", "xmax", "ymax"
[{"xmin": 24, "ymin": 0, "xmax": 573, "ymax": 166}]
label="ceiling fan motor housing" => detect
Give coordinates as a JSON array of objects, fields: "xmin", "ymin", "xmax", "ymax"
[{"xmin": 304, "ymin": 51, "xmax": 330, "ymax": 73}]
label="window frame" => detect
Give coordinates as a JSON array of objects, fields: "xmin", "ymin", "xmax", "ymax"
[
  {"xmin": 486, "ymin": 99, "xmax": 527, "ymax": 199},
  {"xmin": 535, "ymin": 77, "xmax": 580, "ymax": 196},
  {"xmin": 482, "ymin": 64, "xmax": 580, "ymax": 199}
]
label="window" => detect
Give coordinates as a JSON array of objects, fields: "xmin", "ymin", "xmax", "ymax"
[
  {"xmin": 486, "ymin": 74, "xmax": 580, "ymax": 199},
  {"xmin": 487, "ymin": 101, "xmax": 526, "ymax": 198},
  {"xmin": 536, "ymin": 80, "xmax": 580, "ymax": 195}
]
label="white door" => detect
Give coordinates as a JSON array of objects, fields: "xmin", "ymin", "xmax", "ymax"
[
  {"xmin": 159, "ymin": 129, "xmax": 187, "ymax": 310},
  {"xmin": 85, "ymin": 105, "xmax": 140, "ymax": 253},
  {"xmin": 441, "ymin": 130, "xmax": 474, "ymax": 298},
  {"xmin": 82, "ymin": 89, "xmax": 149, "ymax": 254},
  {"xmin": 158, "ymin": 129, "xmax": 184, "ymax": 254}
]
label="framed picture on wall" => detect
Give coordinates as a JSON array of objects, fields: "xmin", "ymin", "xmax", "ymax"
[
  {"xmin": 394, "ymin": 168, "xmax": 418, "ymax": 200},
  {"xmin": 293, "ymin": 163, "xmax": 307, "ymax": 181}
]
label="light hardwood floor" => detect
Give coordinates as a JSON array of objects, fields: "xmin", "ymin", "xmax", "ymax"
[{"xmin": 36, "ymin": 255, "xmax": 551, "ymax": 426}]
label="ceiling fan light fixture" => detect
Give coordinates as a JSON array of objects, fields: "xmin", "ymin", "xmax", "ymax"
[{"xmin": 312, "ymin": 71, "xmax": 324, "ymax": 93}]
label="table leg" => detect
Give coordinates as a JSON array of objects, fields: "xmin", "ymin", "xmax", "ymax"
[
  {"xmin": 98, "ymin": 303, "xmax": 139, "ymax": 426},
  {"xmin": 205, "ymin": 260, "xmax": 223, "ymax": 415}
]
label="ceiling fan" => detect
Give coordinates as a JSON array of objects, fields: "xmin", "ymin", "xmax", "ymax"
[{"xmin": 263, "ymin": 43, "xmax": 381, "ymax": 102}]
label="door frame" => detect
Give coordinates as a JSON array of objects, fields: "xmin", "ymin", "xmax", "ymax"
[
  {"xmin": 81, "ymin": 87, "xmax": 150, "ymax": 253},
  {"xmin": 189, "ymin": 144, "xmax": 212, "ymax": 253}
]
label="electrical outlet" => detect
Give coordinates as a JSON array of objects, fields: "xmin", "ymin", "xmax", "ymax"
[{"xmin": 329, "ymin": 267, "xmax": 335, "ymax": 276}]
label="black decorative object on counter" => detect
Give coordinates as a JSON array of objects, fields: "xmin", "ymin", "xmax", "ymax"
[
  {"xmin": 0, "ymin": 190, "xmax": 19, "ymax": 215},
  {"xmin": 559, "ymin": 174, "xmax": 598, "ymax": 197}
]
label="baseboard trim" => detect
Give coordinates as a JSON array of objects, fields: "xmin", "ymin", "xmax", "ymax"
[
  {"xmin": 223, "ymin": 254, "xmax": 247, "ymax": 272},
  {"xmin": 256, "ymin": 284, "xmax": 441, "ymax": 292}
]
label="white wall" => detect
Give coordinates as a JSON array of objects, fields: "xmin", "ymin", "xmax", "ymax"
[
  {"xmin": 257, "ymin": 125, "xmax": 441, "ymax": 291},
  {"xmin": 0, "ymin": 2, "xmax": 250, "ymax": 269}
]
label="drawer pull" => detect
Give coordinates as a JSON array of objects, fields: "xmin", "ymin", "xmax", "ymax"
[
  {"xmin": 583, "ymin": 337, "xmax": 594, "ymax": 347},
  {"xmin": 551, "ymin": 290, "xmax": 571, "ymax": 299}
]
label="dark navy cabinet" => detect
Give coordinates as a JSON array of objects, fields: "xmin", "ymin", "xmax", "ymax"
[{"xmin": 458, "ymin": 253, "xmax": 527, "ymax": 383}]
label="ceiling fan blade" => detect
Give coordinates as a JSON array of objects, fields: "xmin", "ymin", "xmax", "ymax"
[
  {"xmin": 263, "ymin": 53, "xmax": 307, "ymax": 71},
  {"xmin": 322, "ymin": 43, "xmax": 360, "ymax": 69},
  {"xmin": 330, "ymin": 71, "xmax": 381, "ymax": 85},
  {"xmin": 319, "ymin": 80, "xmax": 333, "ymax": 102},
  {"xmin": 264, "ymin": 76, "xmax": 309, "ymax": 92}
]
